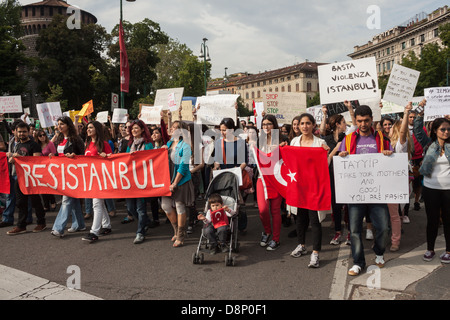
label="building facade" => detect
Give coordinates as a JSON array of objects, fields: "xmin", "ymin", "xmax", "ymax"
[
  {"xmin": 348, "ymin": 6, "xmax": 449, "ymax": 76},
  {"xmin": 208, "ymin": 62, "xmax": 325, "ymax": 110}
]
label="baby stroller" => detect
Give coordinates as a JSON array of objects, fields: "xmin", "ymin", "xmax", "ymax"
[{"xmin": 192, "ymin": 171, "xmax": 241, "ymax": 266}]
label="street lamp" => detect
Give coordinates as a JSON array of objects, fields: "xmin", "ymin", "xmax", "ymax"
[
  {"xmin": 120, "ymin": 0, "xmax": 136, "ymax": 109},
  {"xmin": 223, "ymin": 67, "xmax": 228, "ymax": 91},
  {"xmin": 199, "ymin": 38, "xmax": 211, "ymax": 95}
]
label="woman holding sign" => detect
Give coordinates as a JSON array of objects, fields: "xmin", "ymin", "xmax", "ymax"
[
  {"xmin": 81, "ymin": 121, "xmax": 113, "ymax": 243},
  {"xmin": 161, "ymin": 120, "xmax": 194, "ymax": 247},
  {"xmin": 414, "ymin": 106, "xmax": 450, "ymax": 264},
  {"xmin": 126, "ymin": 119, "xmax": 154, "ymax": 244}
]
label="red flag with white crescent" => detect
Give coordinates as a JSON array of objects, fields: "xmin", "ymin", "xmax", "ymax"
[
  {"xmin": 253, "ymin": 146, "xmax": 289, "ymax": 199},
  {"xmin": 119, "ymin": 21, "xmax": 129, "ymax": 93}
]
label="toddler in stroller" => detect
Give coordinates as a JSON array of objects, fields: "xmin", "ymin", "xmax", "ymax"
[{"xmin": 197, "ymin": 193, "xmax": 235, "ymax": 255}]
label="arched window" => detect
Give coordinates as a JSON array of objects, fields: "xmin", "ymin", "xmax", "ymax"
[
  {"xmin": 288, "ymin": 85, "xmax": 291, "ymax": 92},
  {"xmin": 275, "ymin": 87, "xmax": 278, "ymax": 92},
  {"xmin": 296, "ymin": 83, "xmax": 300, "ymax": 92},
  {"xmin": 307, "ymin": 82, "xmax": 312, "ymax": 92}
]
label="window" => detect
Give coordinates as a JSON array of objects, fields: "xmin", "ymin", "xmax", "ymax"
[
  {"xmin": 245, "ymin": 93, "xmax": 249, "ymax": 99},
  {"xmin": 25, "ymin": 8, "xmax": 28, "ymax": 17},
  {"xmin": 420, "ymin": 34, "xmax": 425, "ymax": 43},
  {"xmin": 40, "ymin": 7, "xmax": 44, "ymax": 16},
  {"xmin": 251, "ymin": 92, "xmax": 255, "ymax": 99},
  {"xmin": 49, "ymin": 7, "xmax": 53, "ymax": 16},
  {"xmin": 257, "ymin": 91, "xmax": 261, "ymax": 98},
  {"xmin": 294, "ymin": 74, "xmax": 300, "ymax": 79},
  {"xmin": 296, "ymin": 83, "xmax": 300, "ymax": 92},
  {"xmin": 281, "ymin": 86, "xmax": 285, "ymax": 92},
  {"xmin": 32, "ymin": 7, "xmax": 35, "ymax": 16},
  {"xmin": 410, "ymin": 38, "xmax": 415, "ymax": 46},
  {"xmin": 434, "ymin": 28, "xmax": 439, "ymax": 37},
  {"xmin": 402, "ymin": 42, "xmax": 406, "ymax": 50},
  {"xmin": 307, "ymin": 82, "xmax": 312, "ymax": 92},
  {"xmin": 386, "ymin": 61, "xmax": 391, "ymax": 70},
  {"xmin": 288, "ymin": 85, "xmax": 291, "ymax": 92},
  {"xmin": 386, "ymin": 47, "xmax": 390, "ymax": 55}
]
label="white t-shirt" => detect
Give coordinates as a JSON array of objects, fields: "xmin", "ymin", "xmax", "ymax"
[{"xmin": 424, "ymin": 154, "xmax": 450, "ymax": 190}]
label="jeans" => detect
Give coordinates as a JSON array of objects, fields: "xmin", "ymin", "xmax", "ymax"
[
  {"xmin": 348, "ymin": 203, "xmax": 389, "ymax": 269},
  {"xmin": 2, "ymin": 175, "xmax": 16, "ymax": 224},
  {"xmin": 126, "ymin": 198, "xmax": 148, "ymax": 235},
  {"xmin": 86, "ymin": 198, "xmax": 115, "ymax": 214},
  {"xmin": 203, "ymin": 224, "xmax": 229, "ymax": 245},
  {"xmin": 52, "ymin": 196, "xmax": 85, "ymax": 234},
  {"xmin": 15, "ymin": 182, "xmax": 45, "ymax": 229}
]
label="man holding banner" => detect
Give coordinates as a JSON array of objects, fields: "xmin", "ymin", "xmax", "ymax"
[{"xmin": 338, "ymin": 105, "xmax": 393, "ymax": 276}]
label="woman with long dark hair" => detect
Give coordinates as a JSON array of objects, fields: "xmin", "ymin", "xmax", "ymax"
[
  {"xmin": 81, "ymin": 121, "xmax": 113, "ymax": 243},
  {"xmin": 125, "ymin": 119, "xmax": 154, "ymax": 244},
  {"xmin": 50, "ymin": 116, "xmax": 86, "ymax": 238},
  {"xmin": 35, "ymin": 129, "xmax": 57, "ymax": 211},
  {"xmin": 414, "ymin": 111, "xmax": 450, "ymax": 264}
]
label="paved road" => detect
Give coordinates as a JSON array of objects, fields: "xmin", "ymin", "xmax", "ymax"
[{"xmin": 0, "ymin": 196, "xmax": 448, "ymax": 303}]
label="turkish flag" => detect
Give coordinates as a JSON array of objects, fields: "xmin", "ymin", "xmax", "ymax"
[
  {"xmin": 119, "ymin": 21, "xmax": 129, "ymax": 93},
  {"xmin": 211, "ymin": 208, "xmax": 229, "ymax": 229},
  {"xmin": 253, "ymin": 146, "xmax": 289, "ymax": 199},
  {"xmin": 0, "ymin": 153, "xmax": 10, "ymax": 194},
  {"xmin": 280, "ymin": 146, "xmax": 331, "ymax": 211}
]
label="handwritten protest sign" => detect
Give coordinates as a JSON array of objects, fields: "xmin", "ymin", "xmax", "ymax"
[
  {"xmin": 112, "ymin": 108, "xmax": 128, "ymax": 123},
  {"xmin": 154, "ymin": 88, "xmax": 184, "ymax": 111},
  {"xmin": 254, "ymin": 102, "xmax": 264, "ymax": 129},
  {"xmin": 36, "ymin": 102, "xmax": 62, "ymax": 128},
  {"xmin": 307, "ymin": 105, "xmax": 324, "ymax": 125},
  {"xmin": 318, "ymin": 57, "xmax": 379, "ymax": 105},
  {"xmin": 172, "ymin": 100, "xmax": 194, "ymax": 122},
  {"xmin": 196, "ymin": 94, "xmax": 238, "ymax": 125},
  {"xmin": 383, "ymin": 64, "xmax": 420, "ymax": 107},
  {"xmin": 333, "ymin": 153, "xmax": 409, "ymax": 204},
  {"xmin": 0, "ymin": 96, "xmax": 22, "ymax": 113},
  {"xmin": 262, "ymin": 92, "xmax": 307, "ymax": 125},
  {"xmin": 424, "ymin": 87, "xmax": 450, "ymax": 121},
  {"xmin": 140, "ymin": 106, "xmax": 163, "ymax": 125},
  {"xmin": 325, "ymin": 100, "xmax": 358, "ymax": 116}
]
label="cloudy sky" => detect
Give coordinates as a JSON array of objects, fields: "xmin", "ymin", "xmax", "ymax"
[{"xmin": 20, "ymin": 0, "xmax": 449, "ymax": 78}]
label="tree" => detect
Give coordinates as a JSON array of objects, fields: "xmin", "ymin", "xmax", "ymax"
[
  {"xmin": 109, "ymin": 19, "xmax": 169, "ymax": 110},
  {"xmin": 34, "ymin": 15, "xmax": 112, "ymax": 111},
  {"xmin": 0, "ymin": 0, "xmax": 29, "ymax": 95}
]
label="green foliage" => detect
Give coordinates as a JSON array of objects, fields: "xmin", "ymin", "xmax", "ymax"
[{"xmin": 307, "ymin": 92, "xmax": 320, "ymax": 108}]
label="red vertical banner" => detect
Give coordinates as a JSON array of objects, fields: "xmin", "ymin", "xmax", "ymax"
[
  {"xmin": 119, "ymin": 21, "xmax": 129, "ymax": 93},
  {"xmin": 0, "ymin": 153, "xmax": 10, "ymax": 194}
]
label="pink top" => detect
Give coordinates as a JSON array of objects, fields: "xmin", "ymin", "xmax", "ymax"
[{"xmin": 41, "ymin": 141, "xmax": 57, "ymax": 156}]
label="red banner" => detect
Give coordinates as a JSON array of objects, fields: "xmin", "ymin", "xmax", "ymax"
[
  {"xmin": 14, "ymin": 149, "xmax": 171, "ymax": 199},
  {"xmin": 0, "ymin": 153, "xmax": 10, "ymax": 194}
]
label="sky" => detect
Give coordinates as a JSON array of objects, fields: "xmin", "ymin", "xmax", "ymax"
[{"xmin": 19, "ymin": 0, "xmax": 450, "ymax": 78}]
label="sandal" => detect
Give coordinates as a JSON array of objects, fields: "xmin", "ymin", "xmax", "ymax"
[
  {"xmin": 121, "ymin": 216, "xmax": 134, "ymax": 224},
  {"xmin": 173, "ymin": 240, "xmax": 183, "ymax": 247}
]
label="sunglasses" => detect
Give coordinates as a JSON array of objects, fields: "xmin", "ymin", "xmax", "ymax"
[
  {"xmin": 439, "ymin": 128, "xmax": 450, "ymax": 133},
  {"xmin": 38, "ymin": 134, "xmax": 46, "ymax": 137}
]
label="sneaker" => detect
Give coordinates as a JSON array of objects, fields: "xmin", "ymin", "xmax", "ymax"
[
  {"xmin": 133, "ymin": 233, "xmax": 145, "ymax": 244},
  {"xmin": 439, "ymin": 252, "xmax": 450, "ymax": 264},
  {"xmin": 260, "ymin": 232, "xmax": 271, "ymax": 247},
  {"xmin": 67, "ymin": 227, "xmax": 87, "ymax": 233},
  {"xmin": 266, "ymin": 240, "xmax": 280, "ymax": 251},
  {"xmin": 390, "ymin": 244, "xmax": 400, "ymax": 252},
  {"xmin": 308, "ymin": 252, "xmax": 319, "ymax": 268},
  {"xmin": 345, "ymin": 232, "xmax": 351, "ymax": 245},
  {"xmin": 330, "ymin": 232, "xmax": 342, "ymax": 245},
  {"xmin": 7, "ymin": 227, "xmax": 27, "ymax": 235},
  {"xmin": 290, "ymin": 244, "xmax": 307, "ymax": 258},
  {"xmin": 423, "ymin": 250, "xmax": 435, "ymax": 262},
  {"xmin": 375, "ymin": 255, "xmax": 385, "ymax": 268},
  {"xmin": 402, "ymin": 215, "xmax": 410, "ymax": 224},
  {"xmin": 51, "ymin": 230, "xmax": 65, "ymax": 238},
  {"xmin": 348, "ymin": 265, "xmax": 362, "ymax": 276},
  {"xmin": 414, "ymin": 202, "xmax": 420, "ymax": 211},
  {"xmin": 366, "ymin": 229, "xmax": 374, "ymax": 240},
  {"xmin": 33, "ymin": 225, "xmax": 47, "ymax": 233},
  {"xmin": 99, "ymin": 228, "xmax": 112, "ymax": 236},
  {"xmin": 220, "ymin": 243, "xmax": 229, "ymax": 253},
  {"xmin": 82, "ymin": 233, "xmax": 99, "ymax": 243}
]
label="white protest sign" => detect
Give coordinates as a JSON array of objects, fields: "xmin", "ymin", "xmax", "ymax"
[
  {"xmin": 333, "ymin": 153, "xmax": 409, "ymax": 204},
  {"xmin": 424, "ymin": 87, "xmax": 450, "ymax": 121},
  {"xmin": 358, "ymin": 93, "xmax": 382, "ymax": 122},
  {"xmin": 96, "ymin": 111, "xmax": 109, "ymax": 123},
  {"xmin": 411, "ymin": 96, "xmax": 425, "ymax": 110},
  {"xmin": 196, "ymin": 94, "xmax": 238, "ymax": 125},
  {"xmin": 318, "ymin": 57, "xmax": 379, "ymax": 105},
  {"xmin": 0, "ymin": 96, "xmax": 22, "ymax": 113},
  {"xmin": 383, "ymin": 64, "xmax": 420, "ymax": 107},
  {"xmin": 154, "ymin": 88, "xmax": 184, "ymax": 111},
  {"xmin": 168, "ymin": 92, "xmax": 178, "ymax": 112},
  {"xmin": 381, "ymin": 96, "xmax": 424, "ymax": 115},
  {"xmin": 254, "ymin": 102, "xmax": 264, "ymax": 129},
  {"xmin": 172, "ymin": 100, "xmax": 194, "ymax": 122},
  {"xmin": 112, "ymin": 108, "xmax": 128, "ymax": 123},
  {"xmin": 36, "ymin": 102, "xmax": 63, "ymax": 128},
  {"xmin": 262, "ymin": 92, "xmax": 307, "ymax": 125},
  {"xmin": 140, "ymin": 106, "xmax": 162, "ymax": 125},
  {"xmin": 307, "ymin": 105, "xmax": 323, "ymax": 125}
]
